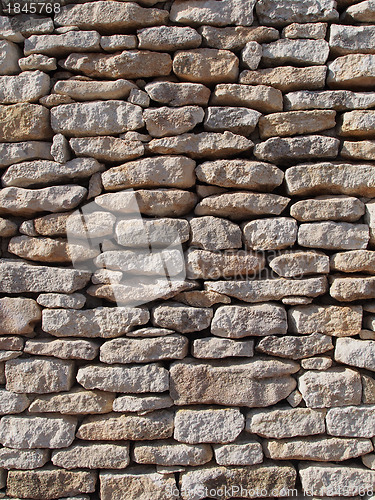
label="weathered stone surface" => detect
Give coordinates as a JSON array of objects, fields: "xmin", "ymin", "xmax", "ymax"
[
  {"xmin": 0, "ymin": 259, "xmax": 91, "ymax": 294},
  {"xmin": 29, "ymin": 387, "xmax": 114, "ymax": 414},
  {"xmin": 335, "ymin": 337, "xmax": 375, "ymax": 372},
  {"xmin": 0, "ymin": 448, "xmax": 49, "ymax": 470},
  {"xmin": 285, "ymin": 89, "xmax": 375, "ymax": 111},
  {"xmin": 326, "ymin": 405, "xmax": 375, "ymax": 437},
  {"xmin": 262, "ymin": 39, "xmax": 330, "ymax": 66},
  {"xmin": 70, "ymin": 136, "xmax": 143, "ymax": 163},
  {"xmin": 192, "ymin": 337, "xmax": 254, "ymax": 359},
  {"xmin": 299, "ymin": 368, "xmax": 362, "ymax": 408},
  {"xmin": 170, "ymin": 0, "xmax": 256, "ymax": 27},
  {"xmin": 0, "ymin": 337, "xmax": 23, "ymax": 351},
  {"xmin": 291, "ymin": 196, "xmax": 365, "ymax": 222},
  {"xmin": 3, "ymin": 158, "xmax": 103, "ymax": 188},
  {"xmin": 100, "ymin": 34, "xmax": 137, "ymax": 51},
  {"xmin": 144, "ymin": 81, "xmax": 210, "ymax": 107},
  {"xmin": 174, "ymin": 407, "xmax": 244, "ymax": 444},
  {"xmin": 24, "ymin": 339, "xmax": 99, "ymax": 361},
  {"xmin": 283, "ymin": 22, "xmax": 327, "ymax": 39},
  {"xmin": 190, "ymin": 216, "xmax": 242, "ymax": 251},
  {"xmin": 327, "ymin": 54, "xmax": 375, "ymax": 89},
  {"xmin": 286, "ymin": 161, "xmax": 375, "ymax": 197},
  {"xmin": 51, "ymin": 101, "xmax": 143, "ymax": 137},
  {"xmin": 206, "ymin": 277, "xmax": 327, "ymax": 302},
  {"xmin": 116, "ymin": 217, "xmax": 189, "ymax": 247},
  {"xmin": 259, "ymin": 110, "xmax": 335, "ymax": 139},
  {"xmin": 54, "ymin": 78, "xmax": 136, "ymax": 101},
  {"xmin": 345, "ymin": 0, "xmax": 375, "ymax": 22},
  {"xmin": 102, "ymin": 155, "xmax": 195, "ymax": 190},
  {"xmin": 100, "ymin": 469, "xmax": 179, "ymax": 500},
  {"xmin": 341, "ymin": 140, "xmax": 375, "ymax": 161},
  {"xmin": 24, "ymin": 31, "xmax": 101, "ymax": 56},
  {"xmin": 95, "ymin": 248, "xmax": 184, "ymax": 276},
  {"xmin": 339, "ymin": 110, "xmax": 375, "ymax": 138},
  {"xmin": 62, "ymin": 50, "xmax": 172, "ymax": 79},
  {"xmin": 179, "ymin": 463, "xmax": 296, "ymax": 500},
  {"xmin": 6, "ymin": 468, "xmax": 96, "ymax": 499},
  {"xmin": 144, "ymin": 106, "xmax": 204, "ymax": 137},
  {"xmin": 254, "ymin": 135, "xmax": 340, "ymax": 164},
  {"xmin": 0, "ymin": 71, "xmax": 50, "ymax": 104},
  {"xmin": 199, "ymin": 25, "xmax": 279, "ymax": 50},
  {"xmin": 133, "ymin": 440, "xmax": 212, "ymax": 466},
  {"xmin": 196, "ymin": 159, "xmax": 283, "ymax": 191},
  {"xmin": 42, "ymin": 307, "xmax": 149, "ymax": 338},
  {"xmin": 213, "ymin": 440, "xmax": 263, "ymax": 466},
  {"xmin": 240, "ymin": 66, "xmax": 327, "ymax": 92},
  {"xmin": 8, "ymin": 236, "xmax": 98, "ymax": 263},
  {"xmin": 301, "ymin": 356, "xmax": 332, "ymax": 370},
  {"xmin": 204, "ymin": 107, "xmax": 261, "ymax": 135},
  {"xmin": 77, "ymin": 410, "xmax": 174, "ymax": 440},
  {"xmin": 0, "ymin": 141, "xmax": 52, "ymax": 168},
  {"xmin": 0, "ymin": 415, "xmax": 76, "ymax": 448},
  {"xmin": 330, "ymin": 276, "xmax": 375, "ymax": 301},
  {"xmin": 138, "ymin": 26, "xmax": 201, "ymax": 50},
  {"xmin": 88, "ymin": 279, "xmax": 195, "ymax": 306},
  {"xmin": 331, "ymin": 250, "xmax": 375, "ymax": 274},
  {"xmin": 0, "ymin": 103, "xmax": 52, "ymax": 142},
  {"xmin": 269, "ymin": 251, "xmax": 329, "ymax": 278},
  {"xmin": 298, "ymin": 221, "xmax": 369, "ymax": 250},
  {"xmin": 299, "ymin": 463, "xmax": 375, "ymax": 497},
  {"xmin": 0, "ymin": 217, "xmax": 17, "ymax": 237},
  {"xmin": 170, "ymin": 358, "xmax": 298, "ymax": 406},
  {"xmin": 52, "ymin": 442, "xmax": 130, "ymax": 469},
  {"xmin": 211, "ymin": 83, "xmax": 282, "ymax": 113},
  {"xmin": 0, "ymin": 389, "xmax": 29, "ymax": 414},
  {"xmin": 77, "ymin": 363, "xmax": 168, "ymax": 393},
  {"xmin": 186, "ymin": 249, "xmax": 264, "ymax": 280},
  {"xmin": 19, "ymin": 54, "xmax": 56, "ymax": 71},
  {"xmin": 6, "ymin": 357, "xmax": 74, "ymax": 394},
  {"xmin": 100, "ymin": 335, "xmax": 188, "ymax": 364},
  {"xmin": 264, "ymin": 436, "xmax": 373, "ymax": 461},
  {"xmin": 112, "ymin": 394, "xmax": 173, "ymax": 413},
  {"xmin": 0, "ymin": 40, "xmax": 21, "ymax": 75},
  {"xmin": 289, "ymin": 304, "xmax": 362, "ymax": 336},
  {"xmin": 243, "ymin": 218, "xmax": 297, "ymax": 250},
  {"xmin": 211, "ymin": 303, "xmax": 287, "ymax": 338},
  {"xmin": 330, "ymin": 24, "xmax": 375, "ymax": 56},
  {"xmin": 0, "ymin": 297, "xmax": 40, "ymax": 335},
  {"xmin": 152, "ymin": 303, "xmax": 213, "ymax": 333},
  {"xmin": 21, "ymin": 214, "xmax": 59, "ymax": 237},
  {"xmin": 55, "ymin": 1, "xmax": 168, "ymax": 32},
  {"xmin": 51, "ymin": 133, "xmax": 70, "ymax": 163},
  {"xmin": 366, "ymin": 200, "xmax": 375, "ymax": 246},
  {"xmin": 256, "ymin": 0, "xmax": 338, "ymax": 26},
  {"xmin": 241, "ymin": 41, "xmax": 262, "ymax": 70},
  {"xmin": 66, "ymin": 211, "xmax": 116, "ymax": 239},
  {"xmin": 195, "ymin": 192, "xmax": 289, "ymax": 220},
  {"xmin": 148, "ymin": 131, "xmax": 252, "ymax": 159},
  {"xmin": 0, "ymin": 185, "xmax": 87, "ymax": 216},
  {"xmin": 246, "ymin": 407, "xmax": 326, "ymax": 438},
  {"xmin": 256, "ymin": 332, "xmax": 333, "ymax": 360}
]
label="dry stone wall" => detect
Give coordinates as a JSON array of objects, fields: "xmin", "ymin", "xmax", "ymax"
[{"xmin": 0, "ymin": 0, "xmax": 374, "ymax": 498}]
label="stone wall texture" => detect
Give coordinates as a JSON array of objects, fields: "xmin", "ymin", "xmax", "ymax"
[{"xmin": 0, "ymin": 0, "xmax": 375, "ymax": 498}]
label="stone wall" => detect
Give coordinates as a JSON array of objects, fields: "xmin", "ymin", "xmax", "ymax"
[{"xmin": 0, "ymin": 0, "xmax": 374, "ymax": 498}]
